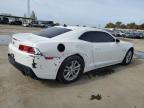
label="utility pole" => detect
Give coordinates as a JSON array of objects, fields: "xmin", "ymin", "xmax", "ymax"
[{"xmin": 27, "ymin": 0, "xmax": 30, "ymax": 17}]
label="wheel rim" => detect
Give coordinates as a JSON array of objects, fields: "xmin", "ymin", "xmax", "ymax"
[
  {"xmin": 126, "ymin": 51, "xmax": 132, "ymax": 63},
  {"xmin": 63, "ymin": 60, "xmax": 81, "ymax": 81}
]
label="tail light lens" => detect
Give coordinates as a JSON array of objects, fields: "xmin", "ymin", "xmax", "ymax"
[{"xmin": 19, "ymin": 45, "xmax": 35, "ymax": 54}]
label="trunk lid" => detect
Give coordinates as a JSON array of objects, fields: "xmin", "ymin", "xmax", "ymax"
[{"xmin": 12, "ymin": 33, "xmax": 48, "ymax": 48}]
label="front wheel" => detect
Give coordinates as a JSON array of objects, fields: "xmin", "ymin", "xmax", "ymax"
[
  {"xmin": 122, "ymin": 49, "xmax": 133, "ymax": 65},
  {"xmin": 57, "ymin": 55, "xmax": 84, "ymax": 84}
]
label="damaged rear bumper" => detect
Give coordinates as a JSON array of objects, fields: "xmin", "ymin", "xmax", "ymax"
[
  {"xmin": 8, "ymin": 53, "xmax": 38, "ymax": 79},
  {"xmin": 8, "ymin": 43, "xmax": 62, "ymax": 80}
]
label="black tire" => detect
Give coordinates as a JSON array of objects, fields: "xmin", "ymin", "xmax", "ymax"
[
  {"xmin": 122, "ymin": 49, "xmax": 133, "ymax": 65},
  {"xmin": 57, "ymin": 55, "xmax": 84, "ymax": 84}
]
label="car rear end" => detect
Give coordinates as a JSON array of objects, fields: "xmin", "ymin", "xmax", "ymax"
[
  {"xmin": 8, "ymin": 33, "xmax": 45, "ymax": 78},
  {"xmin": 8, "ymin": 27, "xmax": 73, "ymax": 80}
]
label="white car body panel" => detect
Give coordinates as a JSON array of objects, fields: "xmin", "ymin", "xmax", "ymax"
[{"xmin": 8, "ymin": 26, "xmax": 134, "ymax": 80}]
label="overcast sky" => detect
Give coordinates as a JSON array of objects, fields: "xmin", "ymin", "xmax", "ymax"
[{"xmin": 0, "ymin": 0, "xmax": 144, "ymax": 27}]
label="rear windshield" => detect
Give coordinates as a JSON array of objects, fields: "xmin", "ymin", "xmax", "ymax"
[{"xmin": 34, "ymin": 27, "xmax": 72, "ymax": 38}]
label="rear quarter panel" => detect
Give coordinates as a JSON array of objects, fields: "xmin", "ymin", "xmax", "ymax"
[{"xmin": 34, "ymin": 40, "xmax": 94, "ymax": 73}]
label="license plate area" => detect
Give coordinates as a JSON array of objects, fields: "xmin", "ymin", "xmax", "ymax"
[{"xmin": 8, "ymin": 53, "xmax": 15, "ymax": 64}]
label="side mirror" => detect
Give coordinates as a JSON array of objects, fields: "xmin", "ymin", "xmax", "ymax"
[{"xmin": 116, "ymin": 39, "xmax": 120, "ymax": 43}]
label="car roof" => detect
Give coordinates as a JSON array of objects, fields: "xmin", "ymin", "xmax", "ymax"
[
  {"xmin": 49, "ymin": 26, "xmax": 110, "ymax": 42},
  {"xmin": 57, "ymin": 26, "xmax": 105, "ymax": 32}
]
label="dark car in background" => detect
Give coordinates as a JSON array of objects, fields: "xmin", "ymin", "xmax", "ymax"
[
  {"xmin": 40, "ymin": 21, "xmax": 54, "ymax": 28},
  {"xmin": 10, "ymin": 20, "xmax": 22, "ymax": 25},
  {"xmin": 125, "ymin": 32, "xmax": 144, "ymax": 39},
  {"xmin": 137, "ymin": 32, "xmax": 144, "ymax": 39},
  {"xmin": 0, "ymin": 17, "xmax": 9, "ymax": 24},
  {"xmin": 105, "ymin": 28, "xmax": 144, "ymax": 39}
]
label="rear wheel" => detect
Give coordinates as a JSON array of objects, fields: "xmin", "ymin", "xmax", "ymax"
[
  {"xmin": 57, "ymin": 55, "xmax": 84, "ymax": 84},
  {"xmin": 122, "ymin": 49, "xmax": 133, "ymax": 65}
]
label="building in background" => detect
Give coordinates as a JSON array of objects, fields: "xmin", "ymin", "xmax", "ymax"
[{"xmin": 0, "ymin": 14, "xmax": 33, "ymax": 25}]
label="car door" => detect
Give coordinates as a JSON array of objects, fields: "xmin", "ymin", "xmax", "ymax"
[{"xmin": 79, "ymin": 31, "xmax": 123, "ymax": 68}]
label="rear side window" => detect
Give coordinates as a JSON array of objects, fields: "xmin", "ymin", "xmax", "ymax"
[
  {"xmin": 79, "ymin": 31, "xmax": 115, "ymax": 42},
  {"xmin": 34, "ymin": 27, "xmax": 72, "ymax": 38}
]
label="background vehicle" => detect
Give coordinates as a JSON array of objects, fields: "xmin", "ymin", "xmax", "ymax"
[
  {"xmin": 115, "ymin": 31, "xmax": 126, "ymax": 37},
  {"xmin": 29, "ymin": 21, "xmax": 54, "ymax": 28},
  {"xmin": 40, "ymin": 21, "xmax": 54, "ymax": 28},
  {"xmin": 0, "ymin": 17, "xmax": 9, "ymax": 24},
  {"xmin": 10, "ymin": 20, "xmax": 22, "ymax": 25},
  {"xmin": 22, "ymin": 22, "xmax": 30, "ymax": 27},
  {"xmin": 125, "ymin": 32, "xmax": 143, "ymax": 39},
  {"xmin": 29, "ymin": 21, "xmax": 45, "ymax": 28},
  {"xmin": 8, "ymin": 26, "xmax": 134, "ymax": 83}
]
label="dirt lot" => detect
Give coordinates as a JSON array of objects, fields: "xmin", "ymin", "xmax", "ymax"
[
  {"xmin": 0, "ymin": 24, "xmax": 41, "ymax": 35},
  {"xmin": 0, "ymin": 25, "xmax": 144, "ymax": 108}
]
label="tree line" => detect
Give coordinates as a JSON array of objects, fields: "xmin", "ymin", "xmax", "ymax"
[{"xmin": 105, "ymin": 22, "xmax": 144, "ymax": 30}]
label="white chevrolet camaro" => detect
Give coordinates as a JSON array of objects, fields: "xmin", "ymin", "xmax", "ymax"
[{"xmin": 8, "ymin": 26, "xmax": 134, "ymax": 83}]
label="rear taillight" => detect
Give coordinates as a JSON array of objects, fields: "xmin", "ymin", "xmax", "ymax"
[{"xmin": 19, "ymin": 45, "xmax": 35, "ymax": 54}]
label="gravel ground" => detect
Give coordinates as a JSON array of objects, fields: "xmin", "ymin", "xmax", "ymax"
[
  {"xmin": 0, "ymin": 24, "xmax": 41, "ymax": 35},
  {"xmin": 0, "ymin": 25, "xmax": 144, "ymax": 108}
]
